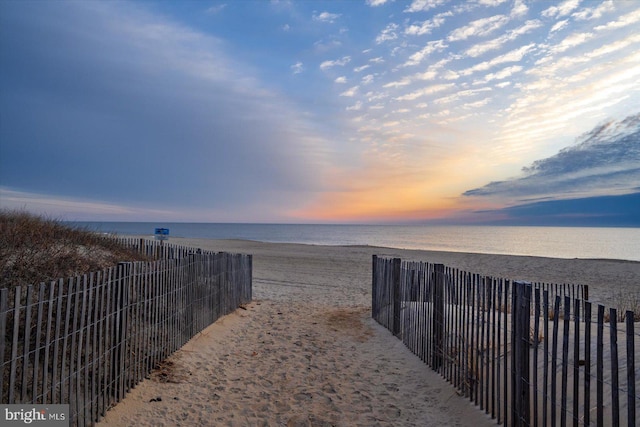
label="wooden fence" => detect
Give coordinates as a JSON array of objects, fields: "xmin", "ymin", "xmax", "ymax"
[
  {"xmin": 1, "ymin": 240, "xmax": 252, "ymax": 426},
  {"xmin": 112, "ymin": 237, "xmax": 215, "ymax": 261},
  {"xmin": 371, "ymin": 256, "xmax": 638, "ymax": 427}
]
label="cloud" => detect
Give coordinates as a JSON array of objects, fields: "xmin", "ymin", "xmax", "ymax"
[
  {"xmin": 376, "ymin": 23, "xmax": 399, "ymax": 44},
  {"xmin": 346, "ymin": 101, "xmax": 363, "ymax": 111},
  {"xmin": 361, "ymin": 74, "xmax": 375, "ymax": 85},
  {"xmin": 0, "ymin": 187, "xmax": 178, "ymax": 221},
  {"xmin": 206, "ymin": 4, "xmax": 227, "ymax": 14},
  {"xmin": 366, "ymin": 0, "xmax": 392, "ymax": 6},
  {"xmin": 550, "ymin": 19, "xmax": 568, "ymax": 33},
  {"xmin": 405, "ymin": 13, "xmax": 450, "ymax": 36},
  {"xmin": 340, "ymin": 86, "xmax": 359, "ymax": 97},
  {"xmin": 542, "ymin": 0, "xmax": 582, "ymax": 18},
  {"xmin": 530, "ymin": 33, "xmax": 640, "ymax": 77},
  {"xmin": 572, "ymin": 0, "xmax": 614, "ymax": 21},
  {"xmin": 291, "ymin": 61, "xmax": 304, "ymax": 74},
  {"xmin": 547, "ymin": 31, "xmax": 594, "ymax": 54},
  {"xmin": 334, "ymin": 76, "xmax": 347, "ymax": 83},
  {"xmin": 510, "ymin": 0, "xmax": 528, "ymax": 18},
  {"xmin": 313, "ymin": 38, "xmax": 342, "ymax": 52},
  {"xmin": 383, "ymin": 77, "xmax": 412, "ymax": 88},
  {"xmin": 481, "ymin": 65, "xmax": 523, "ymax": 82},
  {"xmin": 462, "ymin": 98, "xmax": 490, "ymax": 109},
  {"xmin": 447, "ymin": 15, "xmax": 510, "ymax": 42},
  {"xmin": 464, "ymin": 20, "xmax": 541, "ymax": 57},
  {"xmin": 312, "ymin": 11, "xmax": 341, "ymax": 23},
  {"xmin": 475, "ymin": 0, "xmax": 508, "ymax": 6},
  {"xmin": 434, "ymin": 87, "xmax": 491, "ymax": 104},
  {"xmin": 320, "ymin": 55, "xmax": 351, "ymax": 70},
  {"xmin": 404, "ymin": 0, "xmax": 447, "ymax": 13},
  {"xmin": 472, "ymin": 192, "xmax": 640, "ymax": 227},
  {"xmin": 403, "ymin": 40, "xmax": 447, "ymax": 66},
  {"xmin": 0, "ymin": 1, "xmax": 330, "ymax": 221},
  {"xmin": 594, "ymin": 7, "xmax": 640, "ymax": 31},
  {"xmin": 395, "ymin": 83, "xmax": 454, "ymax": 101},
  {"xmin": 460, "ymin": 43, "xmax": 535, "ymax": 77},
  {"xmin": 463, "ymin": 114, "xmax": 640, "ymax": 200}
]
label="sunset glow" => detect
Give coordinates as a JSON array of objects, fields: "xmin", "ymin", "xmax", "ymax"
[{"xmin": 1, "ymin": 1, "xmax": 638, "ymax": 225}]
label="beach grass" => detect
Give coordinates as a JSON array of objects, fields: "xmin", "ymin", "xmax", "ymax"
[{"xmin": 0, "ymin": 210, "xmax": 151, "ymax": 289}]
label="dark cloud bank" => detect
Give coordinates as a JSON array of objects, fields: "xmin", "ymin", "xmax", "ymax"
[
  {"xmin": 464, "ymin": 114, "xmax": 640, "ymax": 226},
  {"xmin": 472, "ymin": 192, "xmax": 640, "ymax": 226}
]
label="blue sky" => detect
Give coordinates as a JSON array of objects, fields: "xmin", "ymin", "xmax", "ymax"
[{"xmin": 1, "ymin": 0, "xmax": 639, "ymax": 224}]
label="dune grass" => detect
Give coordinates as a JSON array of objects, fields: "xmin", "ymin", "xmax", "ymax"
[{"xmin": 0, "ymin": 210, "xmax": 151, "ymax": 289}]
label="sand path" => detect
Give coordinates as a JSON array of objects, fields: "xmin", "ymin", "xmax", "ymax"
[{"xmin": 97, "ymin": 239, "xmax": 640, "ymax": 426}]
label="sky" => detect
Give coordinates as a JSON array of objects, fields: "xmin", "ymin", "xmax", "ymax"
[{"xmin": 1, "ymin": 0, "xmax": 639, "ymax": 225}]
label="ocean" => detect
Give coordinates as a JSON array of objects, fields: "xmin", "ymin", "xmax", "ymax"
[{"xmin": 71, "ymin": 222, "xmax": 640, "ymax": 262}]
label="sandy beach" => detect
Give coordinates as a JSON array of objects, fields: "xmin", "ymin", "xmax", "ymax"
[{"xmin": 96, "ymin": 239, "xmax": 640, "ymax": 426}]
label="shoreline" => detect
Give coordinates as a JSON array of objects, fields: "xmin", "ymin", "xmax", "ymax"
[
  {"xmin": 130, "ymin": 234, "xmax": 640, "ymax": 264},
  {"xmin": 165, "ymin": 237, "xmax": 639, "ymax": 309}
]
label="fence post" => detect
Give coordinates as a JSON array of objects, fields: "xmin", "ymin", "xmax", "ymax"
[
  {"xmin": 392, "ymin": 258, "xmax": 402, "ymax": 337},
  {"xmin": 512, "ymin": 280, "xmax": 532, "ymax": 427},
  {"xmin": 114, "ymin": 262, "xmax": 132, "ymax": 402},
  {"xmin": 432, "ymin": 264, "xmax": 445, "ymax": 370},
  {"xmin": 626, "ymin": 311, "xmax": 635, "ymax": 427},
  {"xmin": 372, "ymin": 255, "xmax": 378, "ymax": 319}
]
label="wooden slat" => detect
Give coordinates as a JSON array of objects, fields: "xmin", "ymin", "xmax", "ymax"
[
  {"xmin": 561, "ymin": 296, "xmax": 570, "ymax": 427},
  {"xmin": 533, "ymin": 287, "xmax": 541, "ymax": 427},
  {"xmin": 596, "ymin": 305, "xmax": 604, "ymax": 427},
  {"xmin": 33, "ymin": 283, "xmax": 46, "ymax": 403},
  {"xmin": 609, "ymin": 309, "xmax": 619, "ymax": 427},
  {"xmin": 83, "ymin": 274, "xmax": 94, "ymax": 423},
  {"xmin": 20, "ymin": 285, "xmax": 34, "ymax": 402},
  {"xmin": 68, "ymin": 276, "xmax": 81, "ymax": 424},
  {"xmin": 91, "ymin": 271, "xmax": 103, "ymax": 422},
  {"xmin": 0, "ymin": 288, "xmax": 8, "ymax": 401},
  {"xmin": 480, "ymin": 276, "xmax": 486, "ymax": 412},
  {"xmin": 491, "ymin": 278, "xmax": 497, "ymax": 420},
  {"xmin": 103, "ymin": 268, "xmax": 114, "ymax": 411},
  {"xmin": 9, "ymin": 286, "xmax": 21, "ymax": 403},
  {"xmin": 572, "ymin": 298, "xmax": 580, "ymax": 427},
  {"xmin": 543, "ymin": 290, "xmax": 550, "ymax": 427},
  {"xmin": 51, "ymin": 279, "xmax": 65, "ymax": 403},
  {"xmin": 42, "ymin": 281, "xmax": 56, "ymax": 403},
  {"xmin": 457, "ymin": 269, "xmax": 464, "ymax": 392},
  {"xmin": 551, "ymin": 296, "xmax": 561, "ymax": 427},
  {"xmin": 471, "ymin": 274, "xmax": 478, "ymax": 405},
  {"xmin": 625, "ymin": 311, "xmax": 635, "ymax": 427},
  {"xmin": 75, "ymin": 275, "xmax": 88, "ymax": 425},
  {"xmin": 496, "ymin": 279, "xmax": 503, "ymax": 424},
  {"xmin": 512, "ymin": 281, "xmax": 531, "ymax": 427},
  {"xmin": 583, "ymin": 302, "xmax": 591, "ymax": 427},
  {"xmin": 504, "ymin": 280, "xmax": 511, "ymax": 427},
  {"xmin": 132, "ymin": 263, "xmax": 141, "ymax": 388},
  {"xmin": 118, "ymin": 264, "xmax": 128, "ymax": 401}
]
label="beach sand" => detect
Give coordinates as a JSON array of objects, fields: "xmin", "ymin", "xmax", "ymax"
[{"xmin": 96, "ymin": 239, "xmax": 640, "ymax": 426}]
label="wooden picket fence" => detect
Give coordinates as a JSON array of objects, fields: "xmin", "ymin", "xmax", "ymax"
[
  {"xmin": 371, "ymin": 256, "xmax": 638, "ymax": 427},
  {"xmin": 1, "ymin": 240, "xmax": 252, "ymax": 426}
]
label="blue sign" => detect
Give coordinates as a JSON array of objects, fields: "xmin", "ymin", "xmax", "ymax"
[{"xmin": 154, "ymin": 228, "xmax": 169, "ymax": 240}]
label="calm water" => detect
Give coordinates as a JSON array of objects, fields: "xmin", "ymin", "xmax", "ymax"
[{"xmin": 71, "ymin": 222, "xmax": 640, "ymax": 262}]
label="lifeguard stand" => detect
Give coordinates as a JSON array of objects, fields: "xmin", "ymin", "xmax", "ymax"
[{"xmin": 154, "ymin": 227, "xmax": 169, "ymax": 245}]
